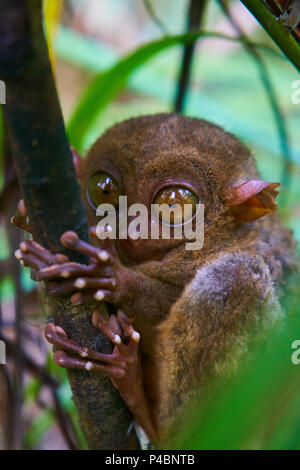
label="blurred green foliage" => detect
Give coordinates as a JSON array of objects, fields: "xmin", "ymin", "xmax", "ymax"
[
  {"xmin": 67, "ymin": 30, "xmax": 283, "ymax": 152},
  {"xmin": 23, "ymin": 355, "xmax": 88, "ymax": 449}
]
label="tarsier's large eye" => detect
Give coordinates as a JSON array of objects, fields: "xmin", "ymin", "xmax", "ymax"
[
  {"xmin": 153, "ymin": 186, "xmax": 198, "ymax": 224},
  {"xmin": 88, "ymin": 172, "xmax": 120, "ymax": 208}
]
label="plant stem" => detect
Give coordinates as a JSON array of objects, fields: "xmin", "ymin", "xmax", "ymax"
[
  {"xmin": 174, "ymin": 0, "xmax": 208, "ymax": 113},
  {"xmin": 241, "ymin": 0, "xmax": 300, "ymax": 71},
  {"xmin": 0, "ymin": 0, "xmax": 137, "ymax": 449}
]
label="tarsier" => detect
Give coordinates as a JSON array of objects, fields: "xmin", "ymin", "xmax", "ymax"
[{"xmin": 12, "ymin": 114, "xmax": 296, "ymax": 445}]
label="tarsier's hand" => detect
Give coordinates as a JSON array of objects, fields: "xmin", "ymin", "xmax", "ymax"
[
  {"xmin": 45, "ymin": 310, "xmax": 141, "ymax": 387},
  {"xmin": 12, "ymin": 201, "xmax": 157, "ymax": 441},
  {"xmin": 12, "ymin": 200, "xmax": 133, "ymax": 306},
  {"xmin": 46, "ymin": 311, "xmax": 156, "ymax": 442},
  {"xmin": 47, "ymin": 310, "xmax": 147, "ymax": 438}
]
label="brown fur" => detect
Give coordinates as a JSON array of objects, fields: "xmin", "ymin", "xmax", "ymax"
[{"xmin": 83, "ymin": 114, "xmax": 296, "ymax": 434}]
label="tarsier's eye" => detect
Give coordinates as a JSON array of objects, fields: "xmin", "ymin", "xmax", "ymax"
[
  {"xmin": 88, "ymin": 172, "xmax": 120, "ymax": 208},
  {"xmin": 153, "ymin": 186, "xmax": 198, "ymax": 224}
]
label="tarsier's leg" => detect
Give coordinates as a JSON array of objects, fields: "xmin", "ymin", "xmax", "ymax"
[
  {"xmin": 45, "ymin": 310, "xmax": 158, "ymax": 444},
  {"xmin": 156, "ymin": 252, "xmax": 280, "ymax": 434}
]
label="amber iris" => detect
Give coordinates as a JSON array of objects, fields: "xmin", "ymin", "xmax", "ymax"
[
  {"xmin": 88, "ymin": 172, "xmax": 120, "ymax": 208},
  {"xmin": 153, "ymin": 186, "xmax": 198, "ymax": 224}
]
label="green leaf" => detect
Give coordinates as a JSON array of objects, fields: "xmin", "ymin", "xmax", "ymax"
[
  {"xmin": 241, "ymin": 0, "xmax": 300, "ymax": 71},
  {"xmin": 67, "ymin": 31, "xmax": 284, "ymax": 152},
  {"xmin": 24, "ymin": 377, "xmax": 42, "ymax": 404},
  {"xmin": 24, "ymin": 410, "xmax": 54, "ymax": 449}
]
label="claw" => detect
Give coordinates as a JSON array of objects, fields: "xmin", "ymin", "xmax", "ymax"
[
  {"xmin": 20, "ymin": 241, "xmax": 28, "ymax": 252},
  {"xmin": 131, "ymin": 331, "xmax": 140, "ymax": 343},
  {"xmin": 15, "ymin": 249, "xmax": 22, "ymax": 260},
  {"xmin": 95, "ymin": 290, "xmax": 105, "ymax": 300},
  {"xmin": 60, "ymin": 270, "xmax": 71, "ymax": 278},
  {"xmin": 74, "ymin": 278, "xmax": 86, "ymax": 289}
]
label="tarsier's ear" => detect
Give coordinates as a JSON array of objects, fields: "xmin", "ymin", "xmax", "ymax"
[
  {"xmin": 224, "ymin": 179, "xmax": 280, "ymax": 223},
  {"xmin": 71, "ymin": 146, "xmax": 86, "ymax": 182}
]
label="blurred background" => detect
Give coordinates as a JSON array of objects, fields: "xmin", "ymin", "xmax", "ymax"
[{"xmin": 0, "ymin": 0, "xmax": 299, "ymax": 450}]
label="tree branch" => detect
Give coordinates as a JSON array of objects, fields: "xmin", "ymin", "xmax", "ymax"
[
  {"xmin": 174, "ymin": 0, "xmax": 208, "ymax": 113},
  {"xmin": 217, "ymin": 0, "xmax": 292, "ymax": 189},
  {"xmin": 241, "ymin": 0, "xmax": 300, "ymax": 71},
  {"xmin": 0, "ymin": 0, "xmax": 137, "ymax": 449}
]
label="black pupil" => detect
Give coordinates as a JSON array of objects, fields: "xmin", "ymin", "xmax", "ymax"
[{"xmin": 89, "ymin": 172, "xmax": 120, "ymax": 208}]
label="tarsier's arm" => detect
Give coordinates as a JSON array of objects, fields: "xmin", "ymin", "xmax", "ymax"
[{"xmin": 155, "ymin": 251, "xmax": 280, "ymax": 432}]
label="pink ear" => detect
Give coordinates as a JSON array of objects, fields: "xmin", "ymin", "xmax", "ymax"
[{"xmin": 223, "ymin": 179, "xmax": 280, "ymax": 223}]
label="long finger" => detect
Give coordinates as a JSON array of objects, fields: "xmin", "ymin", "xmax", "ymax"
[
  {"xmin": 15, "ymin": 249, "xmax": 47, "ymax": 271},
  {"xmin": 53, "ymin": 351, "xmax": 125, "ymax": 378},
  {"xmin": 20, "ymin": 240, "xmax": 68, "ymax": 266},
  {"xmin": 46, "ymin": 280, "xmax": 76, "ymax": 295},
  {"xmin": 45, "ymin": 323, "xmax": 124, "ymax": 367},
  {"xmin": 61, "ymin": 231, "xmax": 112, "ymax": 264},
  {"xmin": 48, "ymin": 278, "xmax": 116, "ymax": 296},
  {"xmin": 37, "ymin": 262, "xmax": 113, "ymax": 281},
  {"xmin": 70, "ymin": 289, "xmax": 116, "ymax": 305},
  {"xmin": 90, "ymin": 225, "xmax": 117, "ymax": 257},
  {"xmin": 117, "ymin": 310, "xmax": 140, "ymax": 348},
  {"xmin": 73, "ymin": 277, "xmax": 116, "ymax": 291},
  {"xmin": 92, "ymin": 310, "xmax": 122, "ymax": 345},
  {"xmin": 108, "ymin": 314, "xmax": 122, "ymax": 336},
  {"xmin": 92, "ymin": 310, "xmax": 130, "ymax": 357}
]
